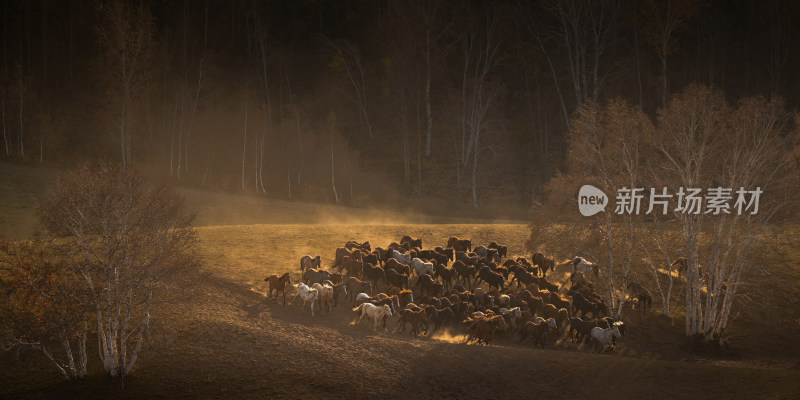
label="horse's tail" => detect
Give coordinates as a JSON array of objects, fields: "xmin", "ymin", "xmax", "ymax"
[{"xmin": 352, "ymin": 303, "xmax": 364, "ymax": 313}]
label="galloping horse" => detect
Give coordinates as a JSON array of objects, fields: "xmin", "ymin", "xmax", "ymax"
[
  {"xmin": 293, "ymin": 283, "xmax": 319, "ymax": 317},
  {"xmin": 265, "ymin": 272, "xmax": 292, "ymax": 305}
]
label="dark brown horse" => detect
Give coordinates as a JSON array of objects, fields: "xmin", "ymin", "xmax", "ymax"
[{"xmin": 265, "ymin": 272, "xmax": 292, "ymax": 305}]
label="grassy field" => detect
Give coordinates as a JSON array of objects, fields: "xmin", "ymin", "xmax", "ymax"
[{"xmin": 2, "ymin": 162, "xmax": 800, "ymax": 399}]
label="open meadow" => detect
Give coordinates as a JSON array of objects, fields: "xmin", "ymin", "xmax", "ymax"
[{"xmin": 1, "ymin": 163, "xmax": 800, "ymax": 399}]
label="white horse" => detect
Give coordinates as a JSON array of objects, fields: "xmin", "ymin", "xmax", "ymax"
[
  {"xmin": 353, "ymin": 303, "xmax": 393, "ymax": 332},
  {"xmin": 392, "ymin": 249, "xmax": 412, "ymax": 265},
  {"xmin": 354, "ymin": 292, "xmax": 371, "ymax": 305},
  {"xmin": 500, "ymin": 307, "xmax": 522, "ymax": 330},
  {"xmin": 410, "ymin": 258, "xmax": 434, "ymax": 276},
  {"xmin": 312, "ymin": 283, "xmax": 334, "ymax": 314},
  {"xmin": 590, "ymin": 324, "xmax": 622, "ymax": 353},
  {"xmin": 533, "ymin": 316, "xmax": 558, "ymax": 332},
  {"xmin": 293, "ymin": 283, "xmax": 319, "ymax": 317},
  {"xmin": 573, "ymin": 256, "xmax": 599, "ymax": 279}
]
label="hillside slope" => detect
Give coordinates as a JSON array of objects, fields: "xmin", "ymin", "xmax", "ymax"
[{"xmin": 4, "ymin": 223, "xmax": 800, "ymax": 398}]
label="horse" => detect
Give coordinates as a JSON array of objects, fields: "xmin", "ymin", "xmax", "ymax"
[
  {"xmin": 466, "ymin": 315, "xmax": 506, "ymax": 345},
  {"xmin": 671, "ymin": 257, "xmax": 687, "ymax": 277},
  {"xmin": 264, "ymin": 272, "xmax": 292, "ymax": 305},
  {"xmin": 590, "ymin": 324, "xmax": 622, "ymax": 353},
  {"xmin": 573, "ymin": 256, "xmax": 599, "ymax": 280},
  {"xmin": 385, "ymin": 268, "xmax": 409, "ymax": 289},
  {"xmin": 353, "ymin": 303, "xmax": 393, "ymax": 333},
  {"xmin": 395, "ymin": 308, "xmax": 430, "ymax": 336},
  {"xmin": 476, "ymin": 266, "xmax": 505, "ymax": 291},
  {"xmin": 354, "ymin": 292, "xmax": 371, "ymax": 306},
  {"xmin": 303, "ymin": 267, "xmax": 331, "ymax": 286},
  {"xmin": 532, "ymin": 252, "xmax": 556, "ymax": 277},
  {"xmin": 410, "ymin": 258, "xmax": 435, "ymax": 277},
  {"xmin": 519, "ymin": 320, "xmax": 549, "ymax": 348},
  {"xmin": 293, "ymin": 283, "xmax": 319, "ymax": 317},
  {"xmin": 627, "ymin": 281, "xmax": 652, "ymax": 317},
  {"xmin": 299, "ymin": 255, "xmax": 321, "ymax": 272},
  {"xmin": 331, "ymin": 283, "xmax": 347, "ymax": 307},
  {"xmin": 392, "ymin": 249, "xmax": 413, "ymax": 265},
  {"xmin": 400, "ymin": 235, "xmax": 423, "ymax": 249},
  {"xmin": 312, "ymin": 282, "xmax": 334, "ymax": 314},
  {"xmin": 362, "ymin": 263, "xmax": 386, "ymax": 288},
  {"xmin": 488, "ymin": 241, "xmax": 508, "ymax": 258}
]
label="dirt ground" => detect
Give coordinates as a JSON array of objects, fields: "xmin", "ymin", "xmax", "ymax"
[{"xmin": 3, "ymin": 222, "xmax": 800, "ymax": 399}]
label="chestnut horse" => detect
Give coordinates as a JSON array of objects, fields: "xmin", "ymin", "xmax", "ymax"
[{"xmin": 265, "ymin": 272, "xmax": 292, "ymax": 305}]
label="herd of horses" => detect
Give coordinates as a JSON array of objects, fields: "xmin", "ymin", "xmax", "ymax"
[{"xmin": 263, "ymin": 236, "xmax": 652, "ymax": 353}]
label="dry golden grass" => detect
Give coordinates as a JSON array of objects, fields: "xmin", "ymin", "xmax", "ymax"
[{"xmin": 196, "ymin": 223, "xmax": 535, "ymax": 288}]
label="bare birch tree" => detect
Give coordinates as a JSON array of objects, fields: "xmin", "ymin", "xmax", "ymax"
[
  {"xmin": 2, "ymin": 164, "xmax": 197, "ymax": 381},
  {"xmin": 654, "ymin": 86, "xmax": 798, "ymax": 345},
  {"xmin": 460, "ymin": 10, "xmax": 501, "ymax": 209},
  {"xmin": 176, "ymin": 0, "xmax": 208, "ymax": 179},
  {"xmin": 391, "ymin": 0, "xmax": 454, "ymax": 157},
  {"xmin": 255, "ymin": 11, "xmax": 271, "ymax": 194},
  {"xmin": 563, "ymin": 99, "xmax": 656, "ymax": 315},
  {"xmin": 328, "ymin": 111, "xmax": 339, "ymax": 203},
  {"xmin": 326, "ymin": 39, "xmax": 373, "ymax": 141},
  {"xmin": 518, "ymin": 0, "xmax": 621, "ymax": 130},
  {"xmin": 635, "ymin": 0, "xmax": 699, "ymax": 108},
  {"xmin": 0, "ymin": 238, "xmax": 89, "ymax": 380},
  {"xmin": 241, "ymin": 94, "xmax": 248, "ymax": 191},
  {"xmin": 95, "ymin": 0, "xmax": 155, "ymax": 169}
]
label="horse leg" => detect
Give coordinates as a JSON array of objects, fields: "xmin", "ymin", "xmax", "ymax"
[
  {"xmin": 371, "ymin": 316, "xmax": 379, "ymax": 333},
  {"xmin": 282, "ymin": 290, "xmax": 286, "ymax": 306}
]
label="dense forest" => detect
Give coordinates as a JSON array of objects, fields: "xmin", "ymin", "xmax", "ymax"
[{"xmin": 1, "ymin": 0, "xmax": 798, "ymax": 210}]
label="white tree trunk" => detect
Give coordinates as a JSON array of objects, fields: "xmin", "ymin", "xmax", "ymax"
[
  {"xmin": 40, "ymin": 344, "xmax": 70, "ymax": 380},
  {"xmin": 330, "ymin": 131, "xmax": 338, "ymax": 203},
  {"xmin": 471, "ymin": 128, "xmax": 479, "ymax": 209},
  {"xmin": 1, "ymin": 92, "xmax": 8, "ymax": 155},
  {"xmin": 241, "ymin": 101, "xmax": 247, "ymax": 190},
  {"xmin": 401, "ymin": 89, "xmax": 410, "ymax": 189},
  {"xmin": 424, "ymin": 32, "xmax": 432, "ymax": 157},
  {"xmin": 183, "ymin": 62, "xmax": 204, "ymax": 176},
  {"xmin": 286, "ymin": 169, "xmax": 292, "ymax": 200},
  {"xmin": 259, "ymin": 126, "xmax": 267, "ymax": 194},
  {"xmin": 295, "ymin": 109, "xmax": 304, "ymax": 185},
  {"xmin": 18, "ymin": 74, "xmax": 24, "ymax": 158}
]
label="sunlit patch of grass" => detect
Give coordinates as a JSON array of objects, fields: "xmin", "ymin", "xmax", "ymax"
[{"xmin": 195, "ymin": 223, "xmax": 532, "ymax": 287}]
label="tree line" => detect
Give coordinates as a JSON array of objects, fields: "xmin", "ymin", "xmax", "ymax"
[
  {"xmin": 527, "ymin": 84, "xmax": 799, "ymax": 345},
  {"xmin": 1, "ymin": 0, "xmax": 799, "ymax": 209}
]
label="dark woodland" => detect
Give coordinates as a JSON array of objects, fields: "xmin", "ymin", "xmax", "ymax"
[{"xmin": 2, "ymin": 0, "xmax": 798, "ymax": 211}]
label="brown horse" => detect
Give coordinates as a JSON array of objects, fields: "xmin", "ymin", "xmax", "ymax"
[{"xmin": 265, "ymin": 272, "xmax": 292, "ymax": 305}]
